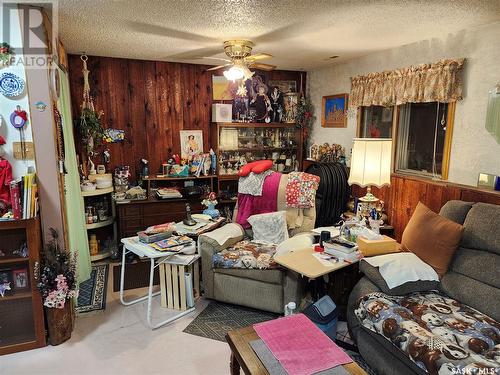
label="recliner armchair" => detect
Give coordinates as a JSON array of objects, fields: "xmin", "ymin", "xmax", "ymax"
[{"xmin": 199, "ymin": 173, "xmax": 315, "ymax": 313}]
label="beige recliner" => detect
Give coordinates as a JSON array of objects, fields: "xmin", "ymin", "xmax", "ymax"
[{"xmin": 199, "ymin": 173, "xmax": 316, "ymax": 313}]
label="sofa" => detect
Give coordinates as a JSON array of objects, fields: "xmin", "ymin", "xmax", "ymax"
[
  {"xmin": 347, "ymin": 201, "xmax": 500, "ymax": 375},
  {"xmin": 199, "ymin": 173, "xmax": 315, "ymax": 314}
]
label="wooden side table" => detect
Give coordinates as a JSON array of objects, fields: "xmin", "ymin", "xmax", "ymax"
[{"xmin": 226, "ymin": 326, "xmax": 367, "ymax": 375}]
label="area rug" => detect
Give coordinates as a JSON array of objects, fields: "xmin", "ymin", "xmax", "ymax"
[
  {"xmin": 76, "ymin": 264, "xmax": 109, "ymax": 313},
  {"xmin": 183, "ymin": 301, "xmax": 279, "ymax": 342}
]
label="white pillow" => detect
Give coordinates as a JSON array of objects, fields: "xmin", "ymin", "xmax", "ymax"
[
  {"xmin": 247, "ymin": 211, "xmax": 289, "ymax": 245},
  {"xmin": 364, "ymin": 252, "xmax": 439, "ymax": 289}
]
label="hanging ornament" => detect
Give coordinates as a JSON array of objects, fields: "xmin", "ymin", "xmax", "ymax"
[
  {"xmin": 10, "ymin": 105, "xmax": 28, "ymax": 159},
  {"xmin": 0, "ymin": 42, "xmax": 14, "ymax": 67}
]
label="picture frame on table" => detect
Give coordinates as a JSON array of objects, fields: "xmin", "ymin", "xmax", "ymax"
[
  {"xmin": 13, "ymin": 268, "xmax": 29, "ymax": 291},
  {"xmin": 322, "ymin": 94, "xmax": 348, "ymax": 128},
  {"xmin": 180, "ymin": 130, "xmax": 203, "ymax": 160}
]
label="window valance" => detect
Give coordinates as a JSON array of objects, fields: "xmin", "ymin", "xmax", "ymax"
[{"xmin": 350, "ymin": 59, "xmax": 465, "ymax": 108}]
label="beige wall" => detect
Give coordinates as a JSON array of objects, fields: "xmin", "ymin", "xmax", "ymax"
[{"xmin": 308, "ymin": 21, "xmax": 500, "ymax": 187}]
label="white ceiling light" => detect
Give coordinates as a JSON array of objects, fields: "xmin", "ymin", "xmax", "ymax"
[{"xmin": 223, "ymin": 65, "xmax": 244, "ymax": 81}]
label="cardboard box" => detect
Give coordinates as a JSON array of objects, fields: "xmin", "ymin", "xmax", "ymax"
[
  {"xmin": 357, "ymin": 235, "xmax": 399, "ymax": 257},
  {"xmin": 212, "ymin": 103, "xmax": 233, "ymax": 122}
]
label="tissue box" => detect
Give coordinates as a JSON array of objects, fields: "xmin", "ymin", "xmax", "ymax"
[
  {"xmin": 357, "ymin": 235, "xmax": 399, "ymax": 256},
  {"xmin": 212, "ymin": 104, "xmax": 233, "ymax": 122}
]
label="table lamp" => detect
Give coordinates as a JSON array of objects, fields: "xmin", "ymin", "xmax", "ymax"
[{"xmin": 348, "ymin": 138, "xmax": 392, "ymax": 203}]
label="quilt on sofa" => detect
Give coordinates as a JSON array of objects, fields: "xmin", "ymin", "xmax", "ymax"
[
  {"xmin": 355, "ymin": 291, "xmax": 500, "ymax": 375},
  {"xmin": 212, "ymin": 240, "xmax": 278, "ymax": 270}
]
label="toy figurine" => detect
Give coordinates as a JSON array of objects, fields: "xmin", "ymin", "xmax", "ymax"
[{"xmin": 0, "ymin": 282, "xmax": 11, "ymax": 297}]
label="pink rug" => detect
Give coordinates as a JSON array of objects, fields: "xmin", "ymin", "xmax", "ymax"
[{"xmin": 254, "ymin": 314, "xmax": 352, "ymax": 375}]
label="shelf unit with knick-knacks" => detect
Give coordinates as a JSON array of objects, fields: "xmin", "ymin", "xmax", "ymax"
[
  {"xmin": 211, "ymin": 122, "xmax": 304, "ymax": 198},
  {"xmin": 81, "ymin": 186, "xmax": 117, "ymax": 262},
  {"xmin": 0, "ymin": 217, "xmax": 46, "ymax": 355}
]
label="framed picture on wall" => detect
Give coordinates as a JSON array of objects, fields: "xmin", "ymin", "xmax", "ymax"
[
  {"xmin": 268, "ymin": 80, "xmax": 297, "ymax": 94},
  {"xmin": 322, "ymin": 94, "xmax": 348, "ymax": 128},
  {"xmin": 180, "ymin": 130, "xmax": 203, "ymax": 160}
]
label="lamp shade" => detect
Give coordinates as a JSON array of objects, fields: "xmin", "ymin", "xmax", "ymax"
[{"xmin": 348, "ymin": 138, "xmax": 392, "ymax": 187}]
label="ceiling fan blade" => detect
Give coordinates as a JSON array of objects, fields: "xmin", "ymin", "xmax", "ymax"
[
  {"xmin": 207, "ymin": 64, "xmax": 231, "ymax": 71},
  {"xmin": 202, "ymin": 57, "xmax": 232, "ymax": 62},
  {"xmin": 249, "ymin": 62, "xmax": 277, "ymax": 71},
  {"xmin": 128, "ymin": 21, "xmax": 218, "ymax": 43},
  {"xmin": 246, "ymin": 53, "xmax": 273, "ymax": 61},
  {"xmin": 165, "ymin": 47, "xmax": 224, "ymax": 61}
]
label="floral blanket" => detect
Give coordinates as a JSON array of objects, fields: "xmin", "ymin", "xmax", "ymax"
[
  {"xmin": 212, "ymin": 240, "xmax": 278, "ymax": 270},
  {"xmin": 356, "ymin": 291, "xmax": 500, "ymax": 375},
  {"xmin": 285, "ymin": 172, "xmax": 320, "ymax": 209}
]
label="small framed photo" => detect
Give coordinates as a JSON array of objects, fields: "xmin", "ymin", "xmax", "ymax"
[
  {"xmin": 13, "ymin": 269, "xmax": 29, "ymax": 290},
  {"xmin": 322, "ymin": 94, "xmax": 349, "ymax": 128}
]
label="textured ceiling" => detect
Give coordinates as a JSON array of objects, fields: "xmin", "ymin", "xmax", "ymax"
[{"xmin": 55, "ymin": 0, "xmax": 500, "ymax": 70}]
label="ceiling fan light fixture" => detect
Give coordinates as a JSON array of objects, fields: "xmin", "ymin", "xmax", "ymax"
[{"xmin": 223, "ymin": 66, "xmax": 245, "ymax": 81}]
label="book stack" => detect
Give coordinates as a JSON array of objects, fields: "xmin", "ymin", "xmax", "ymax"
[
  {"xmin": 9, "ymin": 172, "xmax": 38, "ymax": 220},
  {"xmin": 323, "ymin": 238, "xmax": 362, "ymax": 263},
  {"xmin": 156, "ymin": 187, "xmax": 182, "ymax": 199}
]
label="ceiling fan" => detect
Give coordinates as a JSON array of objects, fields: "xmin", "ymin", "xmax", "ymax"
[{"xmin": 205, "ymin": 40, "xmax": 276, "ymax": 81}]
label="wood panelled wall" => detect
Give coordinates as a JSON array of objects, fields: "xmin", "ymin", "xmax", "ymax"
[
  {"xmin": 352, "ymin": 174, "xmax": 500, "ymax": 241},
  {"xmin": 67, "ymin": 54, "xmax": 305, "ymax": 178}
]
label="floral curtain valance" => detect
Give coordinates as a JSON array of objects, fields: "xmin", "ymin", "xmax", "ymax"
[{"xmin": 350, "ymin": 59, "xmax": 465, "ymax": 108}]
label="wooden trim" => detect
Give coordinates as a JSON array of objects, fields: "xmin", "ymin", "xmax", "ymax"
[
  {"xmin": 356, "ymin": 107, "xmax": 362, "ymax": 137},
  {"xmin": 441, "ymin": 101, "xmax": 456, "ymax": 181}
]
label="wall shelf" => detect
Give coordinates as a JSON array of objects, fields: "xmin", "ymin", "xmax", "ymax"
[
  {"xmin": 0, "ymin": 257, "xmax": 29, "ymax": 265},
  {"xmin": 90, "ymin": 250, "xmax": 112, "ymax": 262},
  {"xmin": 81, "ymin": 187, "xmax": 114, "ymax": 197}
]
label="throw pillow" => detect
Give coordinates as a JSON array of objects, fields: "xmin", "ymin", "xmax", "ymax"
[
  {"xmin": 401, "ymin": 202, "xmax": 464, "ymax": 277},
  {"xmin": 359, "ymin": 259, "xmax": 440, "ymax": 295},
  {"xmin": 247, "ymin": 211, "xmax": 289, "ymax": 245},
  {"xmin": 238, "ymin": 160, "xmax": 273, "ymax": 177}
]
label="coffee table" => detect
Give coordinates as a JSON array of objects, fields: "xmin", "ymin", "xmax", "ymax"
[{"xmin": 226, "ymin": 326, "xmax": 367, "ymax": 375}]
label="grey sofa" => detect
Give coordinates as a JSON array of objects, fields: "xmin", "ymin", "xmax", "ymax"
[
  {"xmin": 347, "ymin": 200, "xmax": 500, "ymax": 375},
  {"xmin": 199, "ymin": 173, "xmax": 316, "ymax": 313}
]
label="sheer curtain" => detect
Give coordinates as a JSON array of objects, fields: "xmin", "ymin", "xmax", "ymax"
[{"xmin": 57, "ymin": 67, "xmax": 92, "ymax": 283}]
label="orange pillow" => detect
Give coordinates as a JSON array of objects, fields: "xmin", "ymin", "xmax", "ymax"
[{"xmin": 401, "ymin": 202, "xmax": 464, "ymax": 277}]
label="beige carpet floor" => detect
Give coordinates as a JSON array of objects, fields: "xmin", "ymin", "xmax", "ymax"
[{"xmin": 0, "ymin": 262, "xmax": 230, "ymax": 375}]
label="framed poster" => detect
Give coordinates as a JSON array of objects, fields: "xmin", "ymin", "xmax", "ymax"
[
  {"xmin": 322, "ymin": 94, "xmax": 348, "ymax": 128},
  {"xmin": 268, "ymin": 80, "xmax": 297, "ymax": 94},
  {"xmin": 180, "ymin": 130, "xmax": 203, "ymax": 159},
  {"xmin": 212, "ymin": 76, "xmax": 236, "ymax": 100}
]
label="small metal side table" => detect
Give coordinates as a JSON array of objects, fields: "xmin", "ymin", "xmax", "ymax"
[{"xmin": 120, "ymin": 237, "xmax": 200, "ymax": 329}]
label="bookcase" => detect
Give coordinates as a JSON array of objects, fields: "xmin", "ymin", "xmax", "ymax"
[{"xmin": 0, "ymin": 217, "xmax": 46, "ymax": 355}]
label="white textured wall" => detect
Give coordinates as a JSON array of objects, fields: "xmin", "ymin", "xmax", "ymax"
[{"xmin": 308, "ymin": 21, "xmax": 500, "ymax": 187}]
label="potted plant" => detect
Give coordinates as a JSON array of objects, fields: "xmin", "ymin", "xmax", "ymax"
[
  {"xmin": 295, "ymin": 95, "xmax": 315, "ymax": 148},
  {"xmin": 35, "ymin": 228, "xmax": 78, "ymax": 345},
  {"xmin": 77, "ymin": 107, "xmax": 105, "ymax": 154}
]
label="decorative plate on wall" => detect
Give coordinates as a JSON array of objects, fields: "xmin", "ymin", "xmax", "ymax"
[{"xmin": 0, "ymin": 72, "xmax": 25, "ymax": 97}]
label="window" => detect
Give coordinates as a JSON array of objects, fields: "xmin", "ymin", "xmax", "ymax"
[
  {"xmin": 357, "ymin": 106, "xmax": 394, "ymax": 138},
  {"xmin": 395, "ymin": 102, "xmax": 454, "ymax": 179},
  {"xmin": 356, "ymin": 102, "xmax": 455, "ymax": 180}
]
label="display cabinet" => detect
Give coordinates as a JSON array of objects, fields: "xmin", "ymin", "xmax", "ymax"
[
  {"xmin": 212, "ymin": 122, "xmax": 304, "ymax": 194},
  {"xmin": 0, "ymin": 217, "xmax": 46, "ymax": 355}
]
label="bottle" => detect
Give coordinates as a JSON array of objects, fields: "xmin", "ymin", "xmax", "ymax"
[
  {"xmin": 89, "ymin": 235, "xmax": 99, "ymax": 256},
  {"xmin": 284, "ymin": 302, "xmax": 296, "ymax": 316}
]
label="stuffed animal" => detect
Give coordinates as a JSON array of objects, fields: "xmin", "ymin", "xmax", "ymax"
[{"xmin": 240, "ymin": 254, "xmax": 257, "ymax": 269}]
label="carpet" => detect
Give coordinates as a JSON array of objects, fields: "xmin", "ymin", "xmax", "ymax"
[
  {"xmin": 183, "ymin": 301, "xmax": 279, "ymax": 342},
  {"xmin": 112, "ymin": 261, "xmax": 159, "ymax": 292},
  {"xmin": 76, "ymin": 264, "xmax": 109, "ymax": 313}
]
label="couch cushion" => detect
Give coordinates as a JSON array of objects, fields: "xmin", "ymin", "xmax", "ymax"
[
  {"xmin": 214, "ymin": 268, "xmax": 283, "ymax": 285},
  {"xmin": 359, "ymin": 260, "xmax": 439, "ymax": 296},
  {"xmin": 448, "ymin": 247, "xmax": 500, "ymax": 289},
  {"xmin": 440, "ymin": 272, "xmax": 500, "ymax": 321},
  {"xmin": 461, "ymin": 202, "xmax": 500, "ymax": 255},
  {"xmin": 401, "ymin": 202, "xmax": 464, "ymax": 276},
  {"xmin": 355, "ymin": 290, "xmax": 500, "ymax": 374},
  {"xmin": 212, "ymin": 240, "xmax": 279, "ymax": 270},
  {"xmin": 438, "ymin": 200, "xmax": 473, "ymax": 225}
]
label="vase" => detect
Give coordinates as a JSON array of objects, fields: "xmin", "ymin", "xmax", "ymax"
[
  {"xmin": 203, "ymin": 204, "xmax": 220, "ymax": 219},
  {"xmin": 45, "ymin": 299, "xmax": 75, "ymax": 345}
]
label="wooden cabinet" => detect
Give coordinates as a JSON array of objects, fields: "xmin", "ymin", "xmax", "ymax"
[
  {"xmin": 116, "ymin": 199, "xmax": 203, "ymax": 239},
  {"xmin": 0, "ymin": 217, "xmax": 46, "ymax": 355}
]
